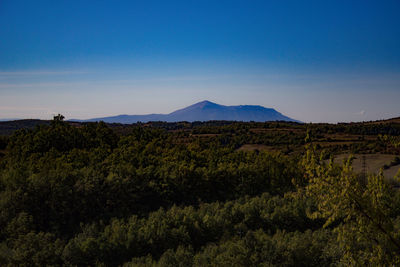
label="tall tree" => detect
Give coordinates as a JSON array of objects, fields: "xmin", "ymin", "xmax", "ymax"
[{"xmin": 302, "ymin": 145, "xmax": 400, "ymax": 265}]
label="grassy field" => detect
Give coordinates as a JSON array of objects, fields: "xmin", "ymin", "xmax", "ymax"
[{"xmin": 333, "ymin": 154, "xmax": 400, "ymax": 179}]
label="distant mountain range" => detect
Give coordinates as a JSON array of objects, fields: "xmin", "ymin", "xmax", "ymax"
[
  {"xmin": 0, "ymin": 118, "xmax": 21, "ymax": 122},
  {"xmin": 76, "ymin": 101, "xmax": 299, "ymax": 123}
]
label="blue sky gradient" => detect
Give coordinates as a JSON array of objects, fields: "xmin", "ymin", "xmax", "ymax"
[{"xmin": 0, "ymin": 0, "xmax": 399, "ymax": 122}]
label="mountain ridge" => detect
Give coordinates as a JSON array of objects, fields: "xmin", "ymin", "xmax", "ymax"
[{"xmin": 74, "ymin": 100, "xmax": 300, "ymax": 123}]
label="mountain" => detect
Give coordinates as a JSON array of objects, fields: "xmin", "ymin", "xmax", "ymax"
[
  {"xmin": 79, "ymin": 101, "xmax": 299, "ymax": 123},
  {"xmin": 0, "ymin": 118, "xmax": 21, "ymax": 122}
]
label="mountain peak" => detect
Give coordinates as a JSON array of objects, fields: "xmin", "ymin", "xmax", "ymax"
[
  {"xmin": 82, "ymin": 101, "xmax": 299, "ymax": 123},
  {"xmin": 191, "ymin": 100, "xmax": 219, "ymax": 108},
  {"xmin": 198, "ymin": 100, "xmax": 213, "ymax": 104},
  {"xmin": 171, "ymin": 100, "xmax": 220, "ymax": 114}
]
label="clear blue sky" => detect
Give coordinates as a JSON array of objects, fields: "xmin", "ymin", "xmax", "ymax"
[{"xmin": 1, "ymin": 0, "xmax": 399, "ymax": 122}]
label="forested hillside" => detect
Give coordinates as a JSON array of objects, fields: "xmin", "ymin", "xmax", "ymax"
[{"xmin": 0, "ymin": 116, "xmax": 400, "ymax": 266}]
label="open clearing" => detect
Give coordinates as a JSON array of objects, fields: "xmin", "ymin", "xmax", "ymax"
[
  {"xmin": 333, "ymin": 154, "xmax": 400, "ymax": 179},
  {"xmin": 237, "ymin": 144, "xmax": 276, "ymax": 152}
]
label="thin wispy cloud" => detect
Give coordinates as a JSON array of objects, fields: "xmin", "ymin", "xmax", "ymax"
[
  {"xmin": 0, "ymin": 71, "xmax": 89, "ymax": 76},
  {"xmin": 0, "ymin": 82, "xmax": 91, "ymax": 89},
  {"xmin": 355, "ymin": 110, "xmax": 366, "ymax": 116},
  {"xmin": 0, "ymin": 106, "xmax": 51, "ymax": 111}
]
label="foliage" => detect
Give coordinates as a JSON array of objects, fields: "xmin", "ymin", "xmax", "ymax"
[
  {"xmin": 303, "ymin": 145, "xmax": 400, "ymax": 265},
  {"xmin": 0, "ymin": 116, "xmax": 399, "ymax": 265}
]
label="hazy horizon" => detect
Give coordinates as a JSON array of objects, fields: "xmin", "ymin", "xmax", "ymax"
[{"xmin": 1, "ymin": 1, "xmax": 399, "ymax": 123}]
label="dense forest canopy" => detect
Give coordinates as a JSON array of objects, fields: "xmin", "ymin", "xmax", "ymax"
[{"xmin": 0, "ymin": 116, "xmax": 400, "ymax": 266}]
